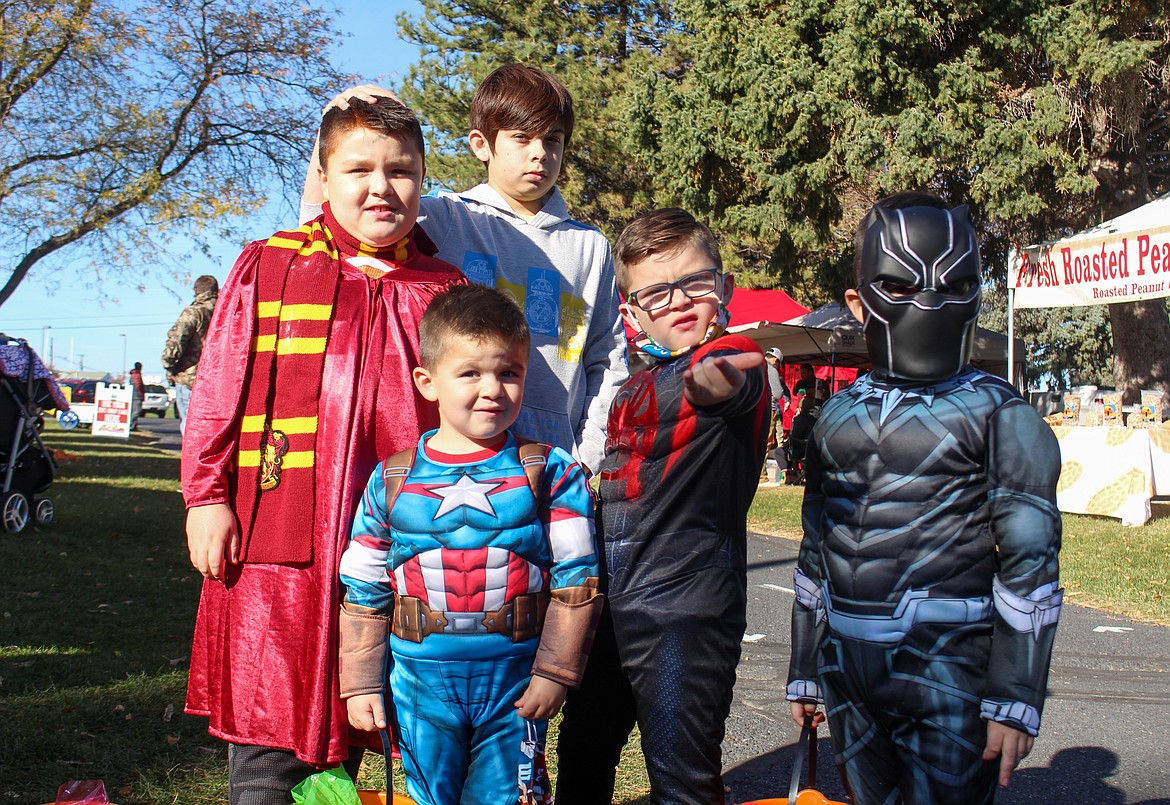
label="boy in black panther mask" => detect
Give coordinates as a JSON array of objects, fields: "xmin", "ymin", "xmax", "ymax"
[{"xmin": 787, "ymin": 192, "xmax": 1063, "ymax": 804}]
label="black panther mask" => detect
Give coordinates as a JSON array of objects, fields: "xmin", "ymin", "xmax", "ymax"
[{"xmin": 856, "ymin": 204, "xmax": 982, "ymax": 383}]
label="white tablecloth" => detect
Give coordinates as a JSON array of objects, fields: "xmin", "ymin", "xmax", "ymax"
[{"xmin": 1051, "ymin": 425, "xmax": 1170, "ymax": 526}]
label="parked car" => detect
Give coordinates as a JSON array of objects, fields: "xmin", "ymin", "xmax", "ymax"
[
  {"xmin": 58, "ymin": 379, "xmax": 99, "ymax": 404},
  {"xmin": 56, "ymin": 379, "xmax": 99, "ymax": 424},
  {"xmin": 140, "ymin": 384, "xmax": 170, "ymax": 417}
]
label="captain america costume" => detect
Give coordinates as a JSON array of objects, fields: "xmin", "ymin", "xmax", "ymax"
[
  {"xmin": 787, "ymin": 201, "xmax": 1062, "ymax": 804},
  {"xmin": 339, "ymin": 430, "xmax": 599, "ymax": 805}
]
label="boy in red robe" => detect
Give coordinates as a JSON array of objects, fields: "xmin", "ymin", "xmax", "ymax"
[{"xmin": 181, "ymin": 98, "xmax": 464, "ymax": 804}]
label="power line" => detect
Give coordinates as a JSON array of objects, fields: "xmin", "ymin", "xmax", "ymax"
[
  {"xmin": 1, "ymin": 313, "xmax": 173, "ymax": 323},
  {"xmin": 4, "ymin": 322, "xmax": 173, "ymax": 332}
]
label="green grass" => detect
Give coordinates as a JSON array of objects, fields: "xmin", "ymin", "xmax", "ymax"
[
  {"xmin": 1, "ymin": 426, "xmax": 223, "ymax": 805},
  {"xmin": 747, "ymin": 485, "xmax": 1170, "ymax": 624},
  {"xmin": 4, "ymin": 428, "xmax": 1164, "ymax": 804}
]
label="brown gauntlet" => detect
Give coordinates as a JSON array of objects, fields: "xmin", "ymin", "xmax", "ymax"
[
  {"xmin": 531, "ymin": 578, "xmax": 603, "ymax": 688},
  {"xmin": 338, "ymin": 601, "xmax": 390, "ymax": 698}
]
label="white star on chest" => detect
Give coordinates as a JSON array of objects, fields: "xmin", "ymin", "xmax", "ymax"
[{"xmin": 432, "ymin": 475, "xmax": 501, "ymax": 518}]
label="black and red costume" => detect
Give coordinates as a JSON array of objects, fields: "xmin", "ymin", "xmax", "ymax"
[{"xmin": 558, "ymin": 333, "xmax": 769, "ymax": 805}]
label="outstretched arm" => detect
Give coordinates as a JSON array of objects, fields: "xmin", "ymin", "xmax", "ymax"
[{"xmin": 683, "ymin": 351, "xmax": 766, "ymax": 407}]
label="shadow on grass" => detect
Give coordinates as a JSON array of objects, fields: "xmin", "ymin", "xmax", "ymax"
[{"xmin": 1, "ymin": 431, "xmax": 222, "ymax": 804}]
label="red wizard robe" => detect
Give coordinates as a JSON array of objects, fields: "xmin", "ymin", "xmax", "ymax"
[{"xmin": 181, "ymin": 206, "xmax": 464, "ymax": 765}]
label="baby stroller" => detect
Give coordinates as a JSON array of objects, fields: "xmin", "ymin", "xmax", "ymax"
[{"xmin": 0, "ymin": 334, "xmax": 77, "ymax": 533}]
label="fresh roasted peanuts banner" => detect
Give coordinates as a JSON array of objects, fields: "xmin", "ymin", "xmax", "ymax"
[{"xmin": 1009, "ymin": 195, "xmax": 1170, "ymax": 309}]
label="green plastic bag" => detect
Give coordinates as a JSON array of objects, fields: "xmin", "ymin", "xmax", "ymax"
[{"xmin": 291, "ymin": 766, "xmax": 361, "ymax": 805}]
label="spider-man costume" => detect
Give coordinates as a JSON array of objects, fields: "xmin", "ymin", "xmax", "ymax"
[
  {"xmin": 339, "ymin": 430, "xmax": 600, "ymax": 805},
  {"xmin": 558, "ymin": 333, "xmax": 769, "ymax": 805},
  {"xmin": 787, "ymin": 203, "xmax": 1062, "ymax": 804}
]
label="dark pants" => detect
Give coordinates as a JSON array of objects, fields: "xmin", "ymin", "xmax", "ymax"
[
  {"xmin": 227, "ymin": 744, "xmax": 364, "ymax": 805},
  {"xmin": 819, "ymin": 629, "xmax": 999, "ymax": 805},
  {"xmin": 557, "ymin": 574, "xmax": 743, "ymax": 805},
  {"xmin": 555, "ymin": 603, "xmax": 638, "ymax": 804},
  {"xmin": 612, "ymin": 569, "xmax": 743, "ymax": 805}
]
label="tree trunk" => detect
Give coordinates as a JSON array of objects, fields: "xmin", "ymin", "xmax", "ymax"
[{"xmin": 1107, "ymin": 299, "xmax": 1170, "ymax": 403}]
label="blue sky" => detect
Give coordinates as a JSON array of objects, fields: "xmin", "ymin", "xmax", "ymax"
[{"xmin": 1, "ymin": 0, "xmax": 423, "ymax": 380}]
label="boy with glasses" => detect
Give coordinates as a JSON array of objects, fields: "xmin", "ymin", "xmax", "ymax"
[{"xmin": 558, "ymin": 208, "xmax": 770, "ymax": 804}]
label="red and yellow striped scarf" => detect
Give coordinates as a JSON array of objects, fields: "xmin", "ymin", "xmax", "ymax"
[{"xmin": 235, "ymin": 203, "xmax": 415, "ymax": 564}]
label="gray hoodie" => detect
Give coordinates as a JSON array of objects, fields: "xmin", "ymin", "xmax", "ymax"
[{"xmin": 303, "ymin": 184, "xmax": 627, "ymax": 472}]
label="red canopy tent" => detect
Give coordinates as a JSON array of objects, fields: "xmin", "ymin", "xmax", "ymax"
[
  {"xmin": 726, "ymin": 287, "xmax": 810, "ymax": 326},
  {"xmin": 622, "ymin": 286, "xmax": 810, "ymax": 349}
]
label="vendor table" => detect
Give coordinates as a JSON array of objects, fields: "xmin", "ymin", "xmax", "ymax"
[{"xmin": 1051, "ymin": 425, "xmax": 1170, "ymax": 526}]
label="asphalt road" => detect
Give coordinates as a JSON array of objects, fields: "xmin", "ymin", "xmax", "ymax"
[
  {"xmin": 726, "ymin": 531, "xmax": 1170, "ymax": 804},
  {"xmin": 135, "ymin": 415, "xmax": 182, "ymax": 451}
]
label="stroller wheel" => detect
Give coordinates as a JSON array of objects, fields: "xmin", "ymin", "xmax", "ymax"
[
  {"xmin": 34, "ymin": 498, "xmax": 54, "ymax": 525},
  {"xmin": 2, "ymin": 491, "xmax": 30, "ymax": 533}
]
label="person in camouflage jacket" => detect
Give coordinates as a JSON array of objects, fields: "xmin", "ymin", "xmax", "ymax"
[{"xmin": 162, "ymin": 275, "xmax": 218, "ymax": 433}]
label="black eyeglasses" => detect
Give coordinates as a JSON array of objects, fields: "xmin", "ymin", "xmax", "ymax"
[{"xmin": 627, "ymin": 268, "xmax": 722, "ymax": 311}]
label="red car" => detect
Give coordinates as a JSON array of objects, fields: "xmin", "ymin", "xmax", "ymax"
[{"xmin": 58, "ymin": 379, "xmax": 99, "ymax": 404}]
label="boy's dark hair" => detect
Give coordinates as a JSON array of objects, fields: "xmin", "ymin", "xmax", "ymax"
[
  {"xmin": 318, "ymin": 98, "xmax": 426, "ymax": 171},
  {"xmin": 193, "ymin": 275, "xmax": 219, "ymax": 296},
  {"xmin": 612, "ymin": 208, "xmax": 723, "ymax": 296},
  {"xmin": 419, "ymin": 284, "xmax": 531, "ymax": 370},
  {"xmin": 852, "ymin": 191, "xmax": 949, "ymax": 283},
  {"xmin": 470, "ymin": 64, "xmax": 574, "ymax": 155}
]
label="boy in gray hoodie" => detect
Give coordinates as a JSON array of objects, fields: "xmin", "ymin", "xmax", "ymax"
[{"xmin": 302, "ymin": 65, "xmax": 627, "ymax": 475}]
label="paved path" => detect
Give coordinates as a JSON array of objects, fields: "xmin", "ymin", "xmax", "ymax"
[
  {"xmin": 135, "ymin": 416, "xmax": 181, "ymax": 451},
  {"xmin": 724, "ymin": 531, "xmax": 1170, "ymax": 804}
]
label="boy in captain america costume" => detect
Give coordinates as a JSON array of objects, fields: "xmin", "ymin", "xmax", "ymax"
[
  {"xmin": 787, "ymin": 193, "xmax": 1063, "ymax": 804},
  {"xmin": 337, "ymin": 284, "xmax": 602, "ymax": 805}
]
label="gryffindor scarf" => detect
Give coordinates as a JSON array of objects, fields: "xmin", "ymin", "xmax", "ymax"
[{"xmin": 234, "ymin": 202, "xmax": 414, "ymax": 564}]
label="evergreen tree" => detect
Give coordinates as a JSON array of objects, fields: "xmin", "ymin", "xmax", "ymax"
[
  {"xmin": 394, "ymin": 0, "xmax": 673, "ymax": 237},
  {"xmin": 629, "ymin": 0, "xmax": 1169, "ymax": 395}
]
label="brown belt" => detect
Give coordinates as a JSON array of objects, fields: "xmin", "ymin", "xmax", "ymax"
[{"xmin": 391, "ymin": 592, "xmax": 549, "ymax": 644}]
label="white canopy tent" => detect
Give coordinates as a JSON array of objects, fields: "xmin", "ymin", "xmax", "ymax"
[{"xmin": 1007, "ymin": 193, "xmax": 1170, "ymax": 387}]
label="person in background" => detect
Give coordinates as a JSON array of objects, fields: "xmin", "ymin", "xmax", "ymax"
[
  {"xmin": 302, "ymin": 66, "xmax": 627, "ymax": 477},
  {"xmin": 128, "ymin": 361, "xmax": 145, "ymax": 429},
  {"xmin": 763, "ymin": 348, "xmax": 790, "ymax": 480},
  {"xmin": 162, "ymin": 275, "xmax": 219, "ymax": 436}
]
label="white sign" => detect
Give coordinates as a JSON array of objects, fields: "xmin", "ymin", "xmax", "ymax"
[
  {"xmin": 1009, "ymin": 195, "xmax": 1170, "ymax": 309},
  {"xmin": 92, "ymin": 382, "xmax": 133, "ymax": 439}
]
